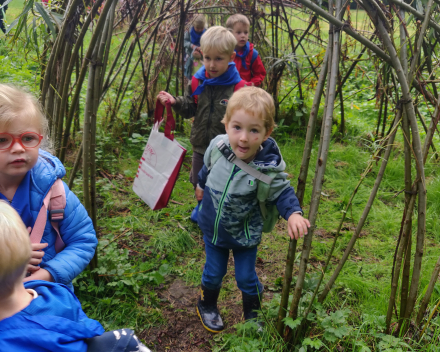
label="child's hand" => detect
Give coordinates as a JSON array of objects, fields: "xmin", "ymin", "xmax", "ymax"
[
  {"xmin": 23, "ymin": 268, "xmax": 53, "ymax": 283},
  {"xmin": 193, "ymin": 51, "xmax": 202, "ymax": 60},
  {"xmin": 28, "ymin": 242, "xmax": 48, "ymax": 266},
  {"xmin": 193, "ymin": 47, "xmax": 202, "ymax": 59},
  {"xmin": 156, "ymin": 91, "xmax": 176, "ymax": 106},
  {"xmin": 287, "ymin": 213, "xmax": 310, "ymax": 240},
  {"xmin": 195, "ymin": 185, "xmax": 204, "ymax": 201}
]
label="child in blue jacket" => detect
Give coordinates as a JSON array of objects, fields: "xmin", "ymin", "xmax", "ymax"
[
  {"xmin": 0, "ymin": 84, "xmax": 97, "ymax": 289},
  {"xmin": 183, "ymin": 14, "xmax": 206, "ymax": 79},
  {"xmin": 0, "ymin": 201, "xmax": 151, "ymax": 352},
  {"xmin": 195, "ymin": 87, "xmax": 310, "ymax": 332}
]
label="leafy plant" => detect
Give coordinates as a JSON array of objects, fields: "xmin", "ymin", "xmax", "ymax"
[
  {"xmin": 319, "ymin": 309, "xmax": 352, "ymax": 343},
  {"xmin": 378, "ymin": 335, "xmax": 410, "ymax": 352}
]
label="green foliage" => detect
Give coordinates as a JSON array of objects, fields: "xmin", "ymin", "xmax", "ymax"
[
  {"xmin": 283, "ymin": 316, "xmax": 302, "ymax": 330},
  {"xmin": 377, "ymin": 335, "xmax": 411, "ymax": 352},
  {"xmin": 213, "ymin": 321, "xmax": 286, "ymax": 352},
  {"xmin": 300, "ymin": 337, "xmax": 324, "ymax": 351},
  {"xmin": 5, "ymin": 3, "xmax": 440, "ymax": 350},
  {"xmin": 319, "ymin": 309, "xmax": 352, "ymax": 343}
]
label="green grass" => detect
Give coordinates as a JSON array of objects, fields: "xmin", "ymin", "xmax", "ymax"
[
  {"xmin": 2, "ymin": 2, "xmax": 440, "ymax": 351},
  {"xmin": 67, "ymin": 120, "xmax": 440, "ymax": 350}
]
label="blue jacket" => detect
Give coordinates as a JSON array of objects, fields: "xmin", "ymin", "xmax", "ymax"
[
  {"xmin": 0, "ymin": 281, "xmax": 104, "ymax": 352},
  {"xmin": 30, "ymin": 151, "xmax": 97, "ymax": 288},
  {"xmin": 198, "ymin": 135, "xmax": 302, "ymax": 249}
]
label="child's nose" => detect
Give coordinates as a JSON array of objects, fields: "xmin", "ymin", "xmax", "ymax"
[{"xmin": 10, "ymin": 139, "xmax": 25, "ymax": 152}]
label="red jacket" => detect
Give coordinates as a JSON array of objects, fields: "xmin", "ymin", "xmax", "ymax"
[{"xmin": 234, "ymin": 43, "xmax": 266, "ymax": 87}]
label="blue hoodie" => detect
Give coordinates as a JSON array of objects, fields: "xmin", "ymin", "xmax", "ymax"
[
  {"xmin": 0, "ymin": 281, "xmax": 104, "ymax": 352},
  {"xmin": 11, "ymin": 151, "xmax": 97, "ymax": 289},
  {"xmin": 198, "ymin": 135, "xmax": 302, "ymax": 249}
]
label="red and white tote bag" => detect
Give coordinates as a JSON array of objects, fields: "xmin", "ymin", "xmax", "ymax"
[{"xmin": 133, "ymin": 100, "xmax": 187, "ymax": 210}]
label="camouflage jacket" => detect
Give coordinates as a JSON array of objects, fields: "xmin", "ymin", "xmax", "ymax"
[{"xmin": 197, "ymin": 134, "xmax": 302, "ymax": 249}]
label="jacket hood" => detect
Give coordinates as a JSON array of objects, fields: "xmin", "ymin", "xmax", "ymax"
[
  {"xmin": 220, "ymin": 135, "xmax": 286, "ymax": 172},
  {"xmin": 0, "ymin": 281, "xmax": 103, "ymax": 352},
  {"xmin": 249, "ymin": 42, "xmax": 254, "ymax": 51},
  {"xmin": 31, "ymin": 150, "xmax": 66, "ymax": 194},
  {"xmin": 21, "ymin": 281, "xmax": 101, "ymax": 330}
]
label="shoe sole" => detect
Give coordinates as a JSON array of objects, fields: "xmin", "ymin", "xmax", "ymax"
[{"xmin": 196, "ymin": 305, "xmax": 224, "ymax": 334}]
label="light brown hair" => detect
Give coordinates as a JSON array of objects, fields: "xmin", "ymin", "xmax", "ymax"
[
  {"xmin": 226, "ymin": 14, "xmax": 250, "ymax": 30},
  {"xmin": 193, "ymin": 14, "xmax": 206, "ymax": 30},
  {"xmin": 0, "ymin": 84, "xmax": 52, "ymax": 151},
  {"xmin": 200, "ymin": 26, "xmax": 236, "ymax": 56},
  {"xmin": 222, "ymin": 86, "xmax": 275, "ymax": 132},
  {"xmin": 0, "ymin": 201, "xmax": 31, "ymax": 298}
]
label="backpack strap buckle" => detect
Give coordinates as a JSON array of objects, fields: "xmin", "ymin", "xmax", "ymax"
[
  {"xmin": 49, "ymin": 209, "xmax": 65, "ymax": 222},
  {"xmin": 216, "ymin": 140, "xmax": 236, "ymax": 162}
]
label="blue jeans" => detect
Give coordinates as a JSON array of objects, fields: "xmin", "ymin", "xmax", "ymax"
[{"xmin": 202, "ymin": 236, "xmax": 264, "ymax": 296}]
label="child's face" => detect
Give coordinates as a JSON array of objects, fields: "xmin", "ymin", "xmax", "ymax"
[
  {"xmin": 194, "ymin": 26, "xmax": 204, "ymax": 34},
  {"xmin": 225, "ymin": 109, "xmax": 272, "ymax": 163},
  {"xmin": 202, "ymin": 48, "xmax": 236, "ymax": 78},
  {"xmin": 0, "ymin": 116, "xmax": 41, "ymax": 184},
  {"xmin": 231, "ymin": 22, "xmax": 249, "ymax": 50}
]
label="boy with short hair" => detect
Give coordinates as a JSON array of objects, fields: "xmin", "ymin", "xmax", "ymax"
[
  {"xmin": 226, "ymin": 14, "xmax": 266, "ymax": 87},
  {"xmin": 0, "ymin": 201, "xmax": 151, "ymax": 352},
  {"xmin": 157, "ymin": 26, "xmax": 246, "ymax": 219},
  {"xmin": 184, "ymin": 14, "xmax": 207, "ymax": 79},
  {"xmin": 194, "ymin": 87, "xmax": 310, "ymax": 333}
]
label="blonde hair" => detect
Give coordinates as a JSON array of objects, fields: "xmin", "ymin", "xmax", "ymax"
[
  {"xmin": 193, "ymin": 14, "xmax": 206, "ymax": 29},
  {"xmin": 222, "ymin": 87, "xmax": 275, "ymax": 132},
  {"xmin": 0, "ymin": 84, "xmax": 51, "ymax": 151},
  {"xmin": 0, "ymin": 201, "xmax": 31, "ymax": 298},
  {"xmin": 226, "ymin": 14, "xmax": 250, "ymax": 30},
  {"xmin": 200, "ymin": 26, "xmax": 236, "ymax": 56}
]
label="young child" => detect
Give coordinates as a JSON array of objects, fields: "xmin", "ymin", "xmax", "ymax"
[
  {"xmin": 0, "ymin": 201, "xmax": 151, "ymax": 352},
  {"xmin": 184, "ymin": 14, "xmax": 206, "ymax": 80},
  {"xmin": 157, "ymin": 26, "xmax": 246, "ymax": 220},
  {"xmin": 194, "ymin": 87, "xmax": 310, "ymax": 333},
  {"xmin": 226, "ymin": 14, "xmax": 266, "ymax": 87},
  {"xmin": 0, "ymin": 84, "xmax": 97, "ymax": 290}
]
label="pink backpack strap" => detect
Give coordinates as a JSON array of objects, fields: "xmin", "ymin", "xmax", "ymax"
[{"xmin": 29, "ymin": 179, "xmax": 66, "ymax": 253}]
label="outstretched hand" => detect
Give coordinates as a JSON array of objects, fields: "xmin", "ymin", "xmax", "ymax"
[
  {"xmin": 287, "ymin": 213, "xmax": 310, "ymax": 240},
  {"xmin": 156, "ymin": 91, "xmax": 176, "ymax": 106},
  {"xmin": 23, "ymin": 268, "xmax": 53, "ymax": 283}
]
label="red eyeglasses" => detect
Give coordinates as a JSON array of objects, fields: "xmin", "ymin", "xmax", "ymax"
[{"xmin": 0, "ymin": 132, "xmax": 43, "ymax": 150}]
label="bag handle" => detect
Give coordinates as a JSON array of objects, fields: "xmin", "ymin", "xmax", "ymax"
[{"xmin": 154, "ymin": 99, "xmax": 175, "ymax": 141}]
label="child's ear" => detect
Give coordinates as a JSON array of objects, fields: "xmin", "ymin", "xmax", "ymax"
[
  {"xmin": 263, "ymin": 128, "xmax": 273, "ymax": 142},
  {"xmin": 229, "ymin": 52, "xmax": 236, "ymax": 62}
]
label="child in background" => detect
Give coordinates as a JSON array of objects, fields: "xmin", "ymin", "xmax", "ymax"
[
  {"xmin": 184, "ymin": 14, "xmax": 206, "ymax": 79},
  {"xmin": 226, "ymin": 14, "xmax": 266, "ymax": 87},
  {"xmin": 0, "ymin": 84, "xmax": 97, "ymax": 290},
  {"xmin": 0, "ymin": 201, "xmax": 151, "ymax": 352},
  {"xmin": 157, "ymin": 26, "xmax": 245, "ymax": 221},
  {"xmin": 195, "ymin": 87, "xmax": 310, "ymax": 333}
]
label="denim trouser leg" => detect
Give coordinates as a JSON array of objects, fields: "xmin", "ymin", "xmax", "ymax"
[
  {"xmin": 202, "ymin": 237, "xmax": 263, "ymax": 296},
  {"xmin": 232, "ymin": 246, "xmax": 264, "ymax": 296},
  {"xmin": 202, "ymin": 238, "xmax": 229, "ymax": 290}
]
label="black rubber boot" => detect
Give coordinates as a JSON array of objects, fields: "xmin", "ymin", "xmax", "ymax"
[
  {"xmin": 196, "ymin": 284, "xmax": 224, "ymax": 333},
  {"xmin": 242, "ymin": 291, "xmax": 264, "ymax": 327}
]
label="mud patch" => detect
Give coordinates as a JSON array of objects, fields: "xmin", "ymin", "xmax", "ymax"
[{"xmin": 140, "ymin": 279, "xmax": 246, "ymax": 351}]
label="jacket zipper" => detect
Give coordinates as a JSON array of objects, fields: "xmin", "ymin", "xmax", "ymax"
[{"xmin": 213, "ymin": 166, "xmax": 241, "ymax": 245}]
